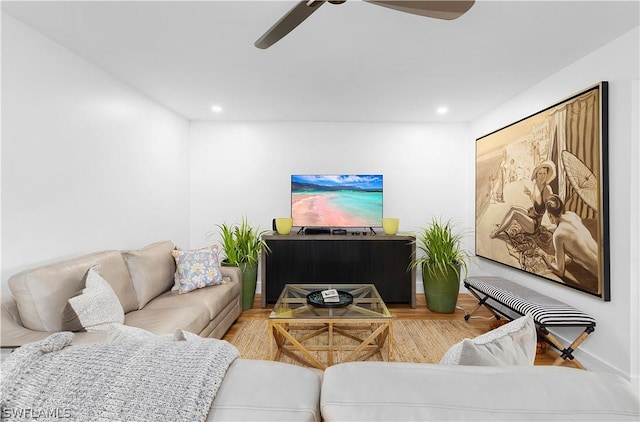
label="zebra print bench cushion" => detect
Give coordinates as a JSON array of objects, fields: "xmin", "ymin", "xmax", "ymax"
[{"xmin": 465, "ymin": 276, "xmax": 596, "ymax": 327}]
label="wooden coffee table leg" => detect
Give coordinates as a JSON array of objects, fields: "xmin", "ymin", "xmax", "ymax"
[
  {"xmin": 388, "ymin": 321, "xmax": 393, "ymax": 361},
  {"xmin": 377, "ymin": 321, "xmax": 393, "ymax": 361},
  {"xmin": 271, "ymin": 322, "xmax": 326, "ymax": 370},
  {"xmin": 269, "ymin": 320, "xmax": 284, "ymax": 361},
  {"xmin": 344, "ymin": 323, "xmax": 388, "ymax": 362},
  {"xmin": 327, "ymin": 322, "xmax": 334, "ymax": 367}
]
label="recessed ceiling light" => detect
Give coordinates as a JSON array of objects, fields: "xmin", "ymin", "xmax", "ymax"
[
  {"xmin": 211, "ymin": 105, "xmax": 223, "ymax": 113},
  {"xmin": 437, "ymin": 106, "xmax": 448, "ymax": 115}
]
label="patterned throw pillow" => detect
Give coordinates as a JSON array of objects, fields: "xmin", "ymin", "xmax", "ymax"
[
  {"xmin": 171, "ymin": 245, "xmax": 224, "ymax": 291},
  {"xmin": 172, "ymin": 245, "xmax": 224, "ymax": 294},
  {"xmin": 62, "ymin": 266, "xmax": 125, "ymax": 332},
  {"xmin": 440, "ymin": 314, "xmax": 536, "ymax": 366}
]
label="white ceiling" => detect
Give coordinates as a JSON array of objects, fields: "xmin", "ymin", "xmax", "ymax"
[{"xmin": 2, "ymin": 0, "xmax": 639, "ymax": 123}]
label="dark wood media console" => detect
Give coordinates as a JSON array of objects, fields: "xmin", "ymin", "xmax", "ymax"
[{"xmin": 260, "ymin": 232, "xmax": 416, "ymax": 308}]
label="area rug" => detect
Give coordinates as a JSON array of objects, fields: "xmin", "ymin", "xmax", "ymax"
[{"xmin": 230, "ymin": 319, "xmax": 481, "ymax": 368}]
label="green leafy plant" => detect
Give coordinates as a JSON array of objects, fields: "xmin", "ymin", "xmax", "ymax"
[
  {"xmin": 216, "ymin": 216, "xmax": 270, "ymax": 266},
  {"xmin": 409, "ymin": 218, "xmax": 469, "ymax": 279}
]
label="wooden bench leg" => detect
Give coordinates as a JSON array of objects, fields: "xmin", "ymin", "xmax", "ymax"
[
  {"xmin": 463, "ymin": 286, "xmax": 501, "ymax": 322},
  {"xmin": 539, "ymin": 326, "xmax": 594, "ymax": 370}
]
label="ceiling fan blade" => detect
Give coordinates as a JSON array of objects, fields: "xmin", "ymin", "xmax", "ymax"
[
  {"xmin": 255, "ymin": 1, "xmax": 327, "ymax": 49},
  {"xmin": 364, "ymin": 1, "xmax": 475, "ymax": 20}
]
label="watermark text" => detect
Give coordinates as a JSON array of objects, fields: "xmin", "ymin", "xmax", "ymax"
[{"xmin": 2, "ymin": 407, "xmax": 72, "ymax": 419}]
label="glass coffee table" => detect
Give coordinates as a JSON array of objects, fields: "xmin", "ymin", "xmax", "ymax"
[{"xmin": 268, "ymin": 284, "xmax": 393, "ymax": 370}]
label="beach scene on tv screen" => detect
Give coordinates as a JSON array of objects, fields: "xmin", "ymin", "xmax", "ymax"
[{"xmin": 291, "ymin": 175, "xmax": 383, "ymax": 227}]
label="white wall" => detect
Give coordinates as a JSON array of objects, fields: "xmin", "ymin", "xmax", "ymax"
[
  {"xmin": 1, "ymin": 13, "xmax": 191, "ymax": 298},
  {"xmin": 470, "ymin": 27, "xmax": 640, "ymax": 381},
  {"xmin": 188, "ymin": 121, "xmax": 474, "ymax": 265}
]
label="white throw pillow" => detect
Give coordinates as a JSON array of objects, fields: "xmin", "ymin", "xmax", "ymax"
[
  {"xmin": 107, "ymin": 324, "xmax": 200, "ymax": 343},
  {"xmin": 107, "ymin": 324, "xmax": 157, "ymax": 342},
  {"xmin": 440, "ymin": 314, "xmax": 536, "ymax": 366},
  {"xmin": 64, "ymin": 266, "xmax": 125, "ymax": 332}
]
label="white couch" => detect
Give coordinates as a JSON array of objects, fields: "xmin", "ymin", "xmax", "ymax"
[
  {"xmin": 320, "ymin": 315, "xmax": 639, "ymax": 420},
  {"xmin": 321, "ymin": 361, "xmax": 640, "ymax": 421}
]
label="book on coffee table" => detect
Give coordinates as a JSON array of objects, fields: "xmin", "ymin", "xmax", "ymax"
[{"xmin": 321, "ymin": 289, "xmax": 340, "ymax": 303}]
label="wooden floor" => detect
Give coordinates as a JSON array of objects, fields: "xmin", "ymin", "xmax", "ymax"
[{"xmin": 223, "ymin": 292, "xmax": 578, "ymax": 367}]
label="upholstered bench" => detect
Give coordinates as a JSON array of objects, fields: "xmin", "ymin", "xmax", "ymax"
[{"xmin": 463, "ymin": 276, "xmax": 595, "ymax": 369}]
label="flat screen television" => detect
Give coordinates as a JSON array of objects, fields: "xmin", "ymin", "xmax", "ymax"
[{"xmin": 291, "ymin": 174, "xmax": 383, "ymax": 228}]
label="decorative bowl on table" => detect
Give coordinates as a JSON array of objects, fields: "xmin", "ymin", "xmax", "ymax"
[{"xmin": 306, "ymin": 290, "xmax": 354, "ymax": 308}]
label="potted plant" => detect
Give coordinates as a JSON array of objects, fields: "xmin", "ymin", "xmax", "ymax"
[
  {"xmin": 217, "ymin": 216, "xmax": 270, "ymax": 311},
  {"xmin": 409, "ymin": 218, "xmax": 469, "ymax": 313}
]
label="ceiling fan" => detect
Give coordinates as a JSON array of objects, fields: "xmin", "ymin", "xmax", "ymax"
[{"xmin": 255, "ymin": 0, "xmax": 475, "ymax": 49}]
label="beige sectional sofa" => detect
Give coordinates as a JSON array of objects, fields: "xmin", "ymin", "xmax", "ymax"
[
  {"xmin": 1, "ymin": 240, "xmax": 242, "ymax": 347},
  {"xmin": 1, "ymin": 240, "xmax": 325, "ymax": 421}
]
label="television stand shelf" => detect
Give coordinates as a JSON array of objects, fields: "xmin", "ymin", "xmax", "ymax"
[{"xmin": 260, "ymin": 232, "xmax": 416, "ymax": 308}]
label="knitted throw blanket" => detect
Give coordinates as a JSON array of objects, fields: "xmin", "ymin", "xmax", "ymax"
[{"xmin": 1, "ymin": 332, "xmax": 239, "ymax": 421}]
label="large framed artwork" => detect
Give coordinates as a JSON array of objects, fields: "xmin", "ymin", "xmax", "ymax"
[{"xmin": 475, "ymin": 82, "xmax": 609, "ymax": 300}]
